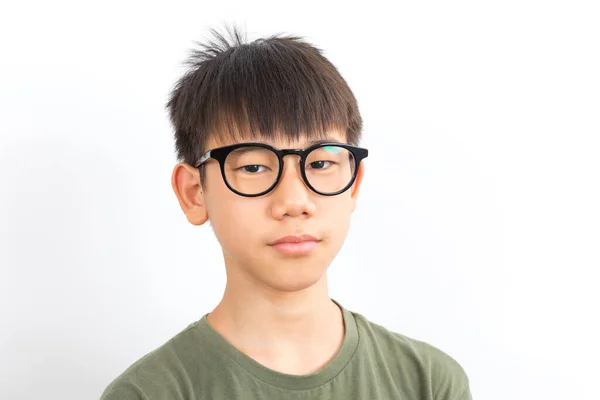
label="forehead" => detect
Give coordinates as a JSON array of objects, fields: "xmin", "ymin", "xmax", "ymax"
[{"xmin": 206, "ymin": 128, "xmax": 347, "ymax": 150}]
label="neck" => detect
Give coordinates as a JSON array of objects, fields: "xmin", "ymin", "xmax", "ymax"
[{"xmin": 206, "ymin": 271, "xmax": 345, "ymax": 374}]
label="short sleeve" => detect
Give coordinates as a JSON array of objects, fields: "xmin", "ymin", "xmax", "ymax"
[
  {"xmin": 99, "ymin": 380, "xmax": 148, "ymax": 400},
  {"xmin": 418, "ymin": 341, "xmax": 472, "ymax": 400},
  {"xmin": 456, "ymin": 381, "xmax": 473, "ymax": 400}
]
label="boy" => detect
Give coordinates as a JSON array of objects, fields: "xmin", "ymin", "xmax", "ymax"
[{"xmin": 100, "ymin": 25, "xmax": 472, "ymax": 399}]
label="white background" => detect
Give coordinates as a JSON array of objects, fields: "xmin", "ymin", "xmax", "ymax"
[{"xmin": 1, "ymin": 1, "xmax": 599, "ymax": 399}]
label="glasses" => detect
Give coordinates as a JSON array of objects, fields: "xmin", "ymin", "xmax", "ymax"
[{"xmin": 194, "ymin": 142, "xmax": 368, "ymax": 197}]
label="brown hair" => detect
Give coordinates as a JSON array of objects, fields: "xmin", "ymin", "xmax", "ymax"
[{"xmin": 165, "ymin": 24, "xmax": 363, "ymax": 186}]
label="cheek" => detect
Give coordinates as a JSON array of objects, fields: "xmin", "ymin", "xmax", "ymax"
[
  {"xmin": 320, "ymin": 198, "xmax": 352, "ymax": 235},
  {"xmin": 208, "ymin": 196, "xmax": 265, "ymax": 246}
]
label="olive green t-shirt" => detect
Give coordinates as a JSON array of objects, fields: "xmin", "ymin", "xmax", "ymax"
[{"xmin": 100, "ymin": 299, "xmax": 472, "ymax": 399}]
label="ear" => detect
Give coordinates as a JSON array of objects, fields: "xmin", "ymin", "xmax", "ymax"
[
  {"xmin": 350, "ymin": 162, "xmax": 365, "ymax": 213},
  {"xmin": 171, "ymin": 162, "xmax": 209, "ymax": 226}
]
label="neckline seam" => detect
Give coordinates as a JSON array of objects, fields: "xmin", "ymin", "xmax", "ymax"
[
  {"xmin": 195, "ymin": 322, "xmax": 343, "ymax": 391},
  {"xmin": 193, "ymin": 309, "xmax": 360, "ymax": 391},
  {"xmin": 195, "ymin": 323, "xmax": 296, "ymax": 389}
]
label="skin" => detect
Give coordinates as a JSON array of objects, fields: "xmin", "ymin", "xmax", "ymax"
[{"xmin": 171, "ymin": 128, "xmax": 364, "ymax": 375}]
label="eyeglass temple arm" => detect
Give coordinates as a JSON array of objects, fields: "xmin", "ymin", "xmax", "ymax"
[{"xmin": 194, "ymin": 150, "xmax": 212, "ymax": 168}]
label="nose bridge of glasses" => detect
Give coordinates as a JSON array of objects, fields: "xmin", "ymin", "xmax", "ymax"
[
  {"xmin": 276, "ymin": 149, "xmax": 307, "ymax": 186},
  {"xmin": 280, "ymin": 148, "xmax": 304, "ymax": 159},
  {"xmin": 278, "ymin": 149, "xmax": 305, "ymax": 168}
]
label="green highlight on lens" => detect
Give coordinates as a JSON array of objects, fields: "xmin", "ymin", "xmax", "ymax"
[{"xmin": 323, "ymin": 146, "xmax": 343, "ymax": 154}]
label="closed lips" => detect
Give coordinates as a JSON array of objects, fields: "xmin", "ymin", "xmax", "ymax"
[{"xmin": 269, "ymin": 235, "xmax": 319, "ymax": 245}]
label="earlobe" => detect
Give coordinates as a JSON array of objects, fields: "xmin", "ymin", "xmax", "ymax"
[{"xmin": 171, "ymin": 163, "xmax": 209, "ymax": 226}]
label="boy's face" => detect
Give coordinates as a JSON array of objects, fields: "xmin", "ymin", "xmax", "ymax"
[{"xmin": 172, "ymin": 129, "xmax": 364, "ymax": 293}]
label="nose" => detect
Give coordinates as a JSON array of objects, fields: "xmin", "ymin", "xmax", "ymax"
[{"xmin": 269, "ymin": 156, "xmax": 317, "ymax": 220}]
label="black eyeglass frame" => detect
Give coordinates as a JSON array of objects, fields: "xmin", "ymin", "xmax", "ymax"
[{"xmin": 194, "ymin": 142, "xmax": 369, "ymax": 197}]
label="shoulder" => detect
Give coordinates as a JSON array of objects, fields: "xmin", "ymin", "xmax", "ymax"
[
  {"xmin": 100, "ymin": 322, "xmax": 204, "ymax": 400},
  {"xmin": 408, "ymin": 336, "xmax": 472, "ymax": 399},
  {"xmin": 351, "ymin": 311, "xmax": 472, "ymax": 400}
]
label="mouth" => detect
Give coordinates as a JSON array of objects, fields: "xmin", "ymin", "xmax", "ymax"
[{"xmin": 268, "ymin": 234, "xmax": 321, "ymax": 255}]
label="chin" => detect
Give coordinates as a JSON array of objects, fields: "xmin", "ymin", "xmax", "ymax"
[
  {"xmin": 267, "ymin": 277, "xmax": 325, "ymax": 293},
  {"xmin": 255, "ymin": 261, "xmax": 329, "ymax": 293}
]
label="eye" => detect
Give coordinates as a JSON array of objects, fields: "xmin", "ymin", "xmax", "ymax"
[
  {"xmin": 241, "ymin": 165, "xmax": 267, "ymax": 173},
  {"xmin": 307, "ymin": 160, "xmax": 332, "ymax": 169}
]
